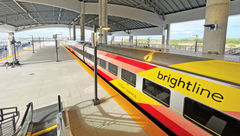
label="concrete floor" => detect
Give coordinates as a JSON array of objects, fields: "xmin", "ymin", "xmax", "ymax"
[{"xmin": 0, "ymin": 43, "xmax": 148, "ymax": 136}]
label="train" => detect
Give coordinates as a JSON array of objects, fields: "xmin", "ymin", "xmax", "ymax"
[{"xmin": 65, "ymin": 41, "xmax": 240, "ymax": 136}]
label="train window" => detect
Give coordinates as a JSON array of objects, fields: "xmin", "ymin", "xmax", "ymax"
[
  {"xmin": 97, "ymin": 58, "xmax": 100, "ymax": 65},
  {"xmin": 121, "ymin": 69, "xmax": 136, "ymax": 87},
  {"xmin": 183, "ymin": 98, "xmax": 240, "ymax": 135},
  {"xmin": 108, "ymin": 63, "xmax": 118, "ymax": 76},
  {"xmin": 143, "ymin": 79, "xmax": 170, "ymax": 107},
  {"xmin": 89, "ymin": 54, "xmax": 93, "ymax": 61},
  {"xmin": 99, "ymin": 59, "xmax": 106, "ymax": 69}
]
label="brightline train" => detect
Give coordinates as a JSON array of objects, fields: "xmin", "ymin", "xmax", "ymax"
[{"xmin": 66, "ymin": 42, "xmax": 240, "ymax": 136}]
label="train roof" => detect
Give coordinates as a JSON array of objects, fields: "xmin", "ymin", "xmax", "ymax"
[{"xmin": 98, "ymin": 45, "xmax": 240, "ymax": 86}]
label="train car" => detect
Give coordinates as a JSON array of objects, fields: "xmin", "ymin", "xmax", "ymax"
[{"xmin": 66, "ymin": 42, "xmax": 240, "ymax": 136}]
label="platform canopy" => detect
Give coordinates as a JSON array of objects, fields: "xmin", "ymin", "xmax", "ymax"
[{"xmin": 0, "ymin": 0, "xmax": 240, "ymax": 34}]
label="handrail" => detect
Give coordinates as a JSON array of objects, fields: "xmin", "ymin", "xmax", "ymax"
[
  {"xmin": 0, "ymin": 107, "xmax": 19, "ymax": 122},
  {"xmin": 57, "ymin": 95, "xmax": 67, "ymax": 136},
  {"xmin": 0, "ymin": 107, "xmax": 19, "ymax": 136},
  {"xmin": 13, "ymin": 102, "xmax": 33, "ymax": 136},
  {"xmin": 20, "ymin": 103, "xmax": 33, "ymax": 127}
]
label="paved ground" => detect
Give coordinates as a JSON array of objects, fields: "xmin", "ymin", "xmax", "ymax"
[{"xmin": 0, "ymin": 42, "xmax": 148, "ymax": 136}]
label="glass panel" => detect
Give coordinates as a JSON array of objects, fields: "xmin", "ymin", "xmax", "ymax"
[
  {"xmin": 121, "ymin": 69, "xmax": 136, "ymax": 87},
  {"xmin": 108, "ymin": 63, "xmax": 118, "ymax": 76},
  {"xmin": 184, "ymin": 98, "xmax": 240, "ymax": 135},
  {"xmin": 143, "ymin": 79, "xmax": 170, "ymax": 107}
]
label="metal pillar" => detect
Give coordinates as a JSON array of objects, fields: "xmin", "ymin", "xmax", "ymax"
[
  {"xmin": 194, "ymin": 34, "xmax": 199, "ymax": 52},
  {"xmin": 8, "ymin": 32, "xmax": 17, "ymax": 67},
  {"xmin": 166, "ymin": 24, "xmax": 171, "ymax": 47},
  {"xmin": 203, "ymin": 0, "xmax": 230, "ymax": 55},
  {"xmin": 135, "ymin": 37, "xmax": 138, "ymax": 47},
  {"xmin": 80, "ymin": 14, "xmax": 85, "ymax": 42},
  {"xmin": 92, "ymin": 26, "xmax": 100, "ymax": 105},
  {"xmin": 39, "ymin": 37, "xmax": 41, "ymax": 49},
  {"xmin": 73, "ymin": 22, "xmax": 76, "ymax": 40},
  {"xmin": 53, "ymin": 34, "xmax": 59, "ymax": 62},
  {"xmin": 68, "ymin": 25, "xmax": 72, "ymax": 40},
  {"xmin": 110, "ymin": 36, "xmax": 115, "ymax": 44},
  {"xmin": 31, "ymin": 36, "xmax": 35, "ymax": 53},
  {"xmin": 80, "ymin": 2, "xmax": 85, "ymax": 42},
  {"xmin": 99, "ymin": 0, "xmax": 108, "ymax": 44},
  {"xmin": 129, "ymin": 36, "xmax": 133, "ymax": 45},
  {"xmin": 162, "ymin": 25, "xmax": 166, "ymax": 48},
  {"xmin": 147, "ymin": 37, "xmax": 150, "ymax": 47}
]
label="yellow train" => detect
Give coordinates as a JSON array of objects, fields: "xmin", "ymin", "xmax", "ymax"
[{"xmin": 66, "ymin": 42, "xmax": 240, "ymax": 136}]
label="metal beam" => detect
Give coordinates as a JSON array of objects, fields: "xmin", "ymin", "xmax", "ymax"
[
  {"xmin": 0, "ymin": 1, "xmax": 33, "ymax": 25},
  {"xmin": 85, "ymin": 16, "xmax": 98, "ymax": 25},
  {"xmin": 108, "ymin": 19, "xmax": 130, "ymax": 32},
  {"xmin": 71, "ymin": 14, "xmax": 81, "ymax": 24},
  {"xmin": 58, "ymin": 8, "xmax": 63, "ymax": 24},
  {"xmin": 31, "ymin": 3, "xmax": 44, "ymax": 22},
  {"xmin": 13, "ymin": 0, "xmax": 39, "ymax": 24},
  {"xmin": 141, "ymin": 0, "xmax": 165, "ymax": 20}
]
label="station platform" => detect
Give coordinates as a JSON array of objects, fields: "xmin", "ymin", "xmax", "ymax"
[{"xmin": 0, "ymin": 42, "xmax": 165, "ymax": 136}]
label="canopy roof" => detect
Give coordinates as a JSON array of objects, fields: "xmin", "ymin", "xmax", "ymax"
[{"xmin": 0, "ymin": 0, "xmax": 239, "ymax": 33}]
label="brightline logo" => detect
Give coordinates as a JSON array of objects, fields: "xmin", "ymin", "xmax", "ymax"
[{"xmin": 157, "ymin": 71, "xmax": 224, "ymax": 102}]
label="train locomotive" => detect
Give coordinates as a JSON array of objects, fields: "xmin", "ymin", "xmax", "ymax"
[{"xmin": 65, "ymin": 42, "xmax": 240, "ymax": 136}]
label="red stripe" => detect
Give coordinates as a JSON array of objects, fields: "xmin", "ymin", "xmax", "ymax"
[
  {"xmin": 89, "ymin": 64, "xmax": 114, "ymax": 81},
  {"xmin": 224, "ymin": 111, "xmax": 240, "ymax": 119},
  {"xmin": 98, "ymin": 50, "xmax": 156, "ymax": 70},
  {"xmin": 138, "ymin": 103, "xmax": 194, "ymax": 136}
]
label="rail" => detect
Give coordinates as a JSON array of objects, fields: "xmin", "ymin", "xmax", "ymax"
[
  {"xmin": 0, "ymin": 107, "xmax": 19, "ymax": 136},
  {"xmin": 13, "ymin": 102, "xmax": 33, "ymax": 136},
  {"xmin": 225, "ymin": 47, "xmax": 240, "ymax": 55},
  {"xmin": 57, "ymin": 95, "xmax": 67, "ymax": 136}
]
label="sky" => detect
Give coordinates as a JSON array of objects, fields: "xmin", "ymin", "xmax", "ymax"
[{"xmin": 0, "ymin": 15, "xmax": 240, "ymax": 40}]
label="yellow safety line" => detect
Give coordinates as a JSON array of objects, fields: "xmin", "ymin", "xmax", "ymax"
[
  {"xmin": 31, "ymin": 125, "xmax": 57, "ymax": 136},
  {"xmin": 0, "ymin": 46, "xmax": 34, "ymax": 62},
  {"xmin": 26, "ymin": 132, "xmax": 31, "ymax": 136}
]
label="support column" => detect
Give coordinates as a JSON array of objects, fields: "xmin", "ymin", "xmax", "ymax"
[
  {"xmin": 147, "ymin": 37, "xmax": 150, "ymax": 47},
  {"xmin": 80, "ymin": 14, "xmax": 85, "ymax": 42},
  {"xmin": 80, "ymin": 2, "xmax": 85, "ymax": 42},
  {"xmin": 203, "ymin": 0, "xmax": 230, "ymax": 55},
  {"xmin": 99, "ymin": 0, "xmax": 108, "ymax": 44},
  {"xmin": 68, "ymin": 25, "xmax": 71, "ymax": 40},
  {"xmin": 110, "ymin": 36, "xmax": 115, "ymax": 44},
  {"xmin": 73, "ymin": 21, "xmax": 76, "ymax": 40},
  {"xmin": 129, "ymin": 36, "xmax": 133, "ymax": 45},
  {"xmin": 162, "ymin": 32, "xmax": 165, "ymax": 47},
  {"xmin": 166, "ymin": 24, "xmax": 171, "ymax": 47}
]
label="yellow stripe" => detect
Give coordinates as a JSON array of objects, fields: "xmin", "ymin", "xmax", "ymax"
[
  {"xmin": 63, "ymin": 46, "xmax": 168, "ymax": 136},
  {"xmin": 169, "ymin": 60, "xmax": 240, "ymax": 85},
  {"xmin": 26, "ymin": 132, "xmax": 31, "ymax": 136},
  {"xmin": 0, "ymin": 45, "xmax": 36, "ymax": 62},
  {"xmin": 31, "ymin": 125, "xmax": 57, "ymax": 136}
]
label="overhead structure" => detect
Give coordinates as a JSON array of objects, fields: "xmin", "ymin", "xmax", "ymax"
[
  {"xmin": 98, "ymin": 0, "xmax": 108, "ymax": 44},
  {"xmin": 0, "ymin": 0, "xmax": 239, "ymax": 55},
  {"xmin": 203, "ymin": 0, "xmax": 230, "ymax": 55},
  {"xmin": 0, "ymin": 0, "xmax": 239, "ymax": 33}
]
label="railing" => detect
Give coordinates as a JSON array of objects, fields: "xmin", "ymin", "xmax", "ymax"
[
  {"xmin": 13, "ymin": 103, "xmax": 33, "ymax": 136},
  {"xmin": 57, "ymin": 95, "xmax": 67, "ymax": 136},
  {"xmin": 225, "ymin": 47, "xmax": 240, "ymax": 55},
  {"xmin": 110, "ymin": 42, "xmax": 240, "ymax": 56},
  {"xmin": 0, "ymin": 107, "xmax": 19, "ymax": 136}
]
